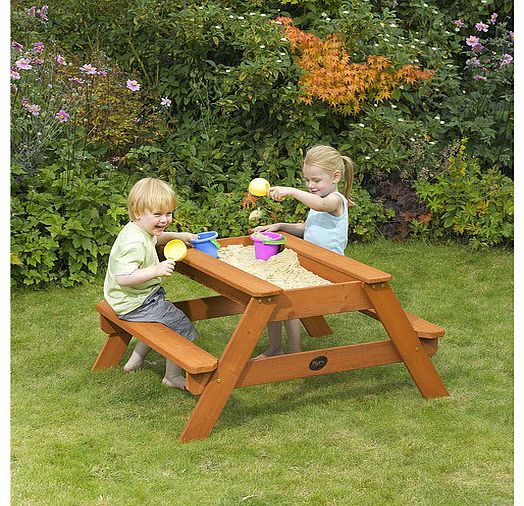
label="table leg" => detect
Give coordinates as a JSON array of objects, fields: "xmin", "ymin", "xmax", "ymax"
[
  {"xmin": 300, "ymin": 316, "xmax": 332, "ymax": 337},
  {"xmin": 363, "ymin": 283, "xmax": 448, "ymax": 399},
  {"xmin": 92, "ymin": 332, "xmax": 131, "ymax": 371},
  {"xmin": 179, "ymin": 296, "xmax": 276, "ymax": 442}
]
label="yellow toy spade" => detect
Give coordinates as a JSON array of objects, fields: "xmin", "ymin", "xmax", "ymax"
[{"xmin": 164, "ymin": 239, "xmax": 188, "ymax": 261}]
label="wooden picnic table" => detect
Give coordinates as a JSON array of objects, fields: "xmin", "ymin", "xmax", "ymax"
[{"xmin": 93, "ymin": 233, "xmax": 448, "ymax": 442}]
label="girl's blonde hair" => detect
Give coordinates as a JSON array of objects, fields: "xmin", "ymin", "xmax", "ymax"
[
  {"xmin": 303, "ymin": 145, "xmax": 354, "ymax": 200},
  {"xmin": 127, "ymin": 178, "xmax": 177, "ymax": 221}
]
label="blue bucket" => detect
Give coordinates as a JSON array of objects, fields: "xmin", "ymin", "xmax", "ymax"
[{"xmin": 191, "ymin": 231, "xmax": 220, "ymax": 258}]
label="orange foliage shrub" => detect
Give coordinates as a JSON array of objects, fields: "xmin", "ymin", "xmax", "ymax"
[{"xmin": 274, "ymin": 17, "xmax": 433, "ymax": 115}]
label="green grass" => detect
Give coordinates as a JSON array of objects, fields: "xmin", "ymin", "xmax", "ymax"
[{"xmin": 11, "ymin": 240, "xmax": 513, "ymax": 505}]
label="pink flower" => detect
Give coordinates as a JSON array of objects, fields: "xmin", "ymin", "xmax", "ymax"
[
  {"xmin": 27, "ymin": 104, "xmax": 41, "ymax": 116},
  {"xmin": 11, "ymin": 40, "xmax": 24, "ymax": 52},
  {"xmin": 475, "ymin": 22, "xmax": 489, "ymax": 33},
  {"xmin": 466, "ymin": 35, "xmax": 479, "ymax": 47},
  {"xmin": 37, "ymin": 5, "xmax": 49, "ymax": 21},
  {"xmin": 33, "ymin": 41, "xmax": 45, "ymax": 53},
  {"xmin": 68, "ymin": 77, "xmax": 84, "ymax": 84},
  {"xmin": 28, "ymin": 6, "xmax": 36, "ymax": 17},
  {"xmin": 126, "ymin": 79, "xmax": 140, "ymax": 91},
  {"xmin": 160, "ymin": 97, "xmax": 172, "ymax": 107},
  {"xmin": 10, "ymin": 69, "xmax": 21, "ymax": 80},
  {"xmin": 501, "ymin": 53, "xmax": 513, "ymax": 65},
  {"xmin": 453, "ymin": 20, "xmax": 464, "ymax": 28},
  {"xmin": 473, "ymin": 75, "xmax": 487, "ymax": 81},
  {"xmin": 34, "ymin": 57, "xmax": 44, "ymax": 66},
  {"xmin": 490, "ymin": 13, "xmax": 498, "ymax": 24},
  {"xmin": 15, "ymin": 58, "xmax": 32, "ymax": 70},
  {"xmin": 80, "ymin": 63, "xmax": 98, "ymax": 75},
  {"xmin": 56, "ymin": 54, "xmax": 67, "ymax": 65},
  {"xmin": 55, "ymin": 110, "xmax": 70, "ymax": 122}
]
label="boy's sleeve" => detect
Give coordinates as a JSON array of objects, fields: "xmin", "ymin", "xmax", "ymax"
[{"xmin": 110, "ymin": 241, "xmax": 145, "ymax": 276}]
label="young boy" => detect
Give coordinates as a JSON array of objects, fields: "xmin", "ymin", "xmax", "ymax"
[{"xmin": 104, "ymin": 177, "xmax": 198, "ymax": 389}]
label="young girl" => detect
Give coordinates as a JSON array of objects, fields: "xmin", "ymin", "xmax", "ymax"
[
  {"xmin": 252, "ymin": 145, "xmax": 354, "ymax": 358},
  {"xmin": 104, "ymin": 178, "xmax": 199, "ymax": 389}
]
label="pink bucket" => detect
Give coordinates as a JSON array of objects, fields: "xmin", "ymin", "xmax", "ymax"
[{"xmin": 250, "ymin": 232, "xmax": 286, "ymax": 261}]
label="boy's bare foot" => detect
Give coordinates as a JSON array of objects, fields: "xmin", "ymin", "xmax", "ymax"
[
  {"xmin": 123, "ymin": 359, "xmax": 158, "ymax": 372},
  {"xmin": 162, "ymin": 375, "xmax": 186, "ymax": 390},
  {"xmin": 253, "ymin": 348, "xmax": 284, "ymax": 360}
]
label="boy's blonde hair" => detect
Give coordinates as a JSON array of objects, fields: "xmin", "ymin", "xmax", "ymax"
[
  {"xmin": 303, "ymin": 145, "xmax": 354, "ymax": 200},
  {"xmin": 127, "ymin": 178, "xmax": 177, "ymax": 221}
]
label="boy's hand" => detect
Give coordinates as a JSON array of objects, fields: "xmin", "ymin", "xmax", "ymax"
[
  {"xmin": 156, "ymin": 260, "xmax": 176, "ymax": 277},
  {"xmin": 176, "ymin": 232, "xmax": 199, "ymax": 245}
]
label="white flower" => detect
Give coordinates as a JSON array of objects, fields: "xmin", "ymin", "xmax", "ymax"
[
  {"xmin": 249, "ymin": 209, "xmax": 262, "ymax": 221},
  {"xmin": 440, "ymin": 121, "xmax": 445, "ymax": 124},
  {"xmin": 259, "ymin": 45, "xmax": 266, "ymax": 49},
  {"xmin": 398, "ymin": 118, "xmax": 404, "ymax": 122},
  {"xmin": 410, "ymin": 138, "xmax": 415, "ymax": 142},
  {"xmin": 358, "ymin": 123, "xmax": 365, "ymax": 127},
  {"xmin": 375, "ymin": 148, "xmax": 379, "ymax": 152},
  {"xmin": 391, "ymin": 104, "xmax": 397, "ymax": 108},
  {"xmin": 365, "ymin": 156, "xmax": 371, "ymax": 160}
]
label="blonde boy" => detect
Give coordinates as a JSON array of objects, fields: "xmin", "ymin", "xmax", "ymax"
[{"xmin": 104, "ymin": 178, "xmax": 198, "ymax": 389}]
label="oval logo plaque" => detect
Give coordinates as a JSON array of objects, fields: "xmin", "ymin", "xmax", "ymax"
[{"xmin": 309, "ymin": 355, "xmax": 328, "ymax": 371}]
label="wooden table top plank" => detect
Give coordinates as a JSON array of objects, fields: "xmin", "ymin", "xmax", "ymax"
[
  {"xmin": 280, "ymin": 233, "xmax": 392, "ymax": 283},
  {"xmin": 182, "ymin": 248, "xmax": 283, "ymax": 297}
]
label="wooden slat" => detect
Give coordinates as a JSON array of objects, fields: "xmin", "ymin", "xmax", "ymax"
[
  {"xmin": 236, "ymin": 339, "xmax": 437, "ymax": 388},
  {"xmin": 300, "ymin": 316, "xmax": 332, "ymax": 337},
  {"xmin": 270, "ymin": 281, "xmax": 371, "ymax": 320},
  {"xmin": 92, "ymin": 331, "xmax": 132, "ymax": 371},
  {"xmin": 359, "ymin": 308, "xmax": 445, "ymax": 339},
  {"xmin": 173, "ymin": 295, "xmax": 245, "ymax": 321},
  {"xmin": 95, "ymin": 301, "xmax": 218, "ymax": 374},
  {"xmin": 281, "ymin": 233, "xmax": 392, "ymax": 283},
  {"xmin": 180, "ymin": 248, "xmax": 283, "ymax": 298}
]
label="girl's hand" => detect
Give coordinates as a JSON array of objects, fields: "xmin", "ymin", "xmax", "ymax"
[
  {"xmin": 176, "ymin": 232, "xmax": 199, "ymax": 245},
  {"xmin": 156, "ymin": 260, "xmax": 176, "ymax": 277},
  {"xmin": 268, "ymin": 186, "xmax": 293, "ymax": 202},
  {"xmin": 252, "ymin": 223, "xmax": 281, "ymax": 234}
]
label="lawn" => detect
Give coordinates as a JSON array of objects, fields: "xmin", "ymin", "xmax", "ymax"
[{"xmin": 11, "ymin": 239, "xmax": 513, "ymax": 505}]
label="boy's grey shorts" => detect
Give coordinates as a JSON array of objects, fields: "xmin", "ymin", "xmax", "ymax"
[{"xmin": 119, "ymin": 287, "xmax": 198, "ymax": 342}]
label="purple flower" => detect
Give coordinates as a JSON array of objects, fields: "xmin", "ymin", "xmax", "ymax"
[
  {"xmin": 97, "ymin": 69, "xmax": 108, "ymax": 76},
  {"xmin": 33, "ymin": 41, "xmax": 45, "ymax": 53},
  {"xmin": 509, "ymin": 31, "xmax": 514, "ymax": 42},
  {"xmin": 55, "ymin": 110, "xmax": 70, "ymax": 122},
  {"xmin": 37, "ymin": 5, "xmax": 49, "ymax": 21},
  {"xmin": 466, "ymin": 57, "xmax": 481, "ymax": 66},
  {"xmin": 27, "ymin": 104, "xmax": 41, "ymax": 116},
  {"xmin": 11, "ymin": 40, "xmax": 24, "ymax": 52},
  {"xmin": 490, "ymin": 13, "xmax": 498, "ymax": 24},
  {"xmin": 15, "ymin": 58, "xmax": 32, "ymax": 70},
  {"xmin": 28, "ymin": 6, "xmax": 36, "ymax": 17},
  {"xmin": 473, "ymin": 75, "xmax": 487, "ymax": 81},
  {"xmin": 160, "ymin": 97, "xmax": 172, "ymax": 107},
  {"xmin": 56, "ymin": 54, "xmax": 67, "ymax": 66},
  {"xmin": 80, "ymin": 63, "xmax": 97, "ymax": 75},
  {"xmin": 472, "ymin": 43, "xmax": 484, "ymax": 53},
  {"xmin": 10, "ymin": 69, "xmax": 21, "ymax": 80},
  {"xmin": 34, "ymin": 57, "xmax": 44, "ymax": 66},
  {"xmin": 126, "ymin": 79, "xmax": 140, "ymax": 91},
  {"xmin": 21, "ymin": 97, "xmax": 30, "ymax": 108},
  {"xmin": 501, "ymin": 53, "xmax": 513, "ymax": 65},
  {"xmin": 68, "ymin": 77, "xmax": 84, "ymax": 84},
  {"xmin": 466, "ymin": 35, "xmax": 479, "ymax": 47},
  {"xmin": 453, "ymin": 20, "xmax": 464, "ymax": 28},
  {"xmin": 475, "ymin": 22, "xmax": 489, "ymax": 33}
]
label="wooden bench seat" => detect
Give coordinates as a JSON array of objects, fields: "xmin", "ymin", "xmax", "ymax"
[
  {"xmin": 359, "ymin": 308, "xmax": 445, "ymax": 339},
  {"xmin": 94, "ymin": 301, "xmax": 218, "ymax": 375}
]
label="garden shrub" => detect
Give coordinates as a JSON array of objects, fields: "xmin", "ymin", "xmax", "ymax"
[{"xmin": 414, "ymin": 139, "xmax": 514, "ymax": 249}]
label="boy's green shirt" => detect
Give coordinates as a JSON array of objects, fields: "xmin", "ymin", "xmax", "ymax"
[{"xmin": 104, "ymin": 221, "xmax": 162, "ymax": 315}]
